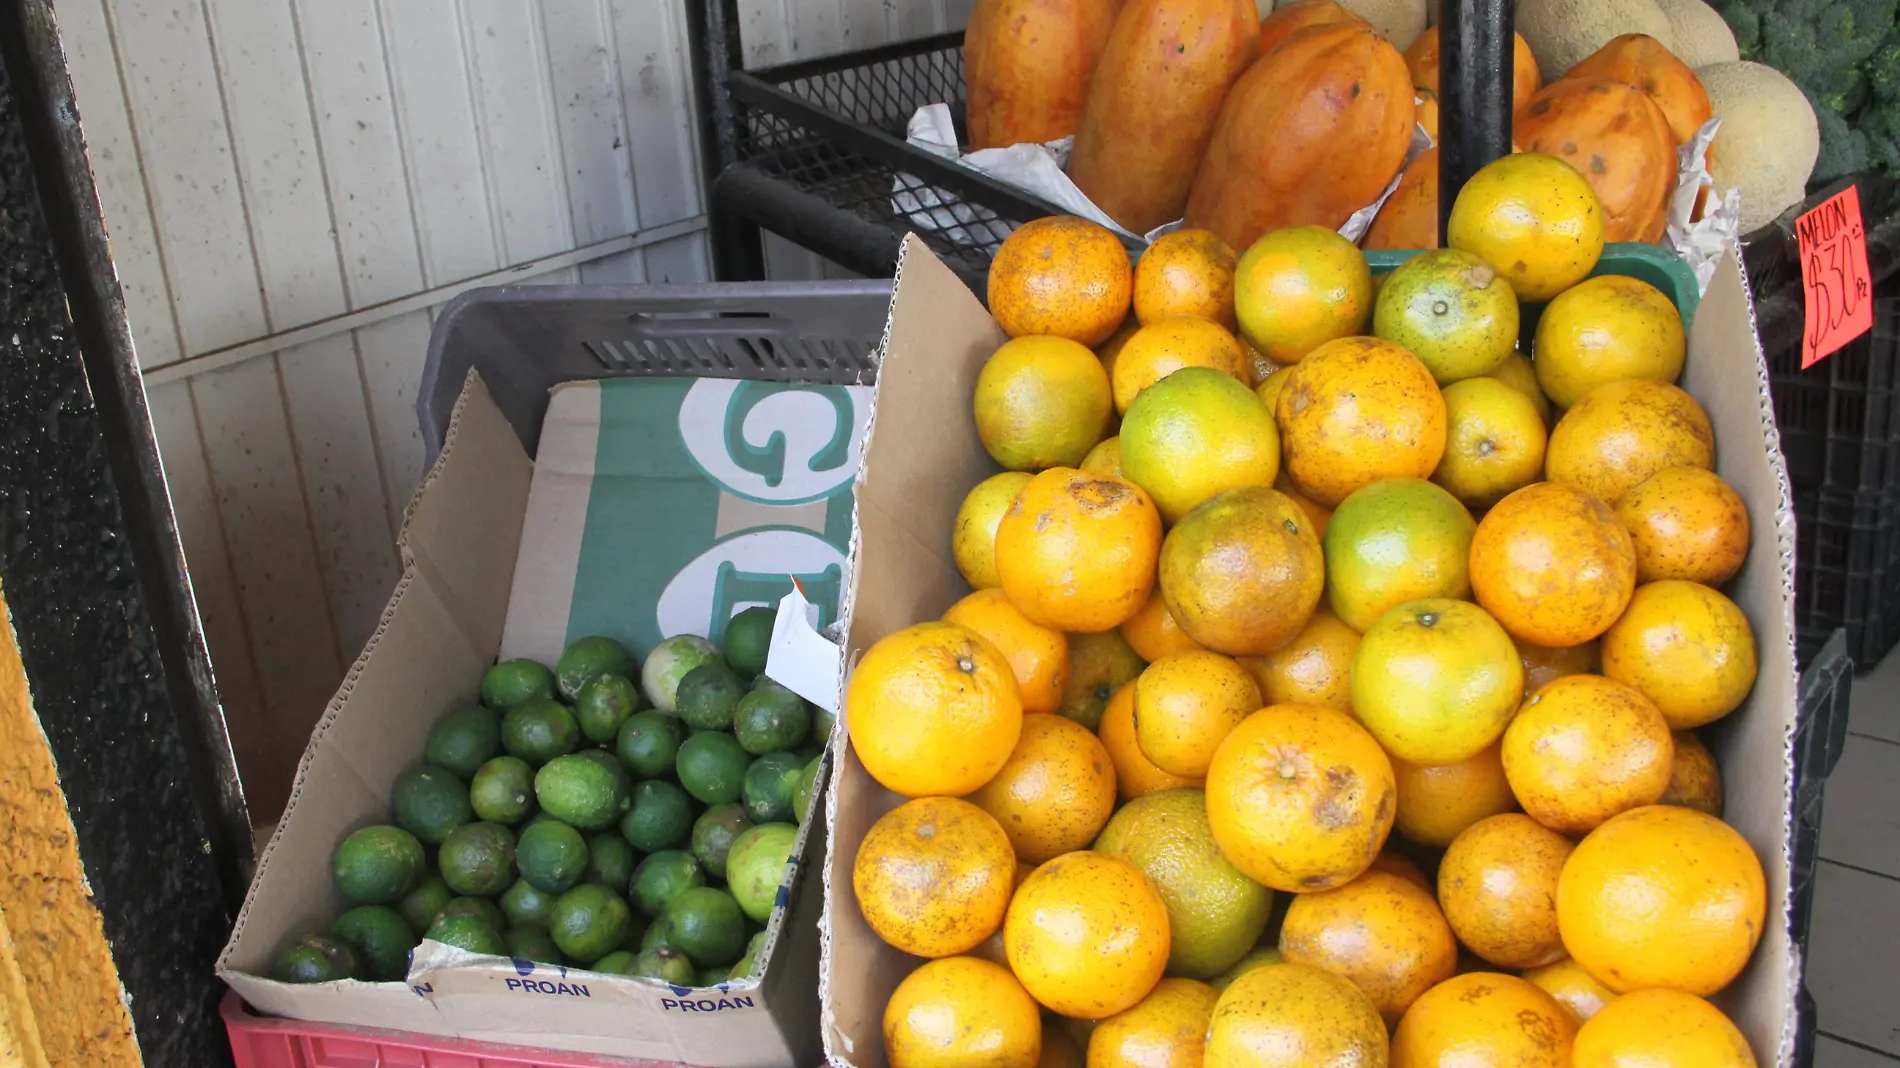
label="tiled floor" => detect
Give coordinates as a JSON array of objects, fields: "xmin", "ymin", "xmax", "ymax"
[{"xmin": 1810, "ymin": 649, "xmax": 1900, "ymax": 1065}]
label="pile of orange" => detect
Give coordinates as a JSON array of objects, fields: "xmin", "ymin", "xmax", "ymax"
[{"xmin": 851, "ymin": 153, "xmax": 1767, "ymax": 1068}]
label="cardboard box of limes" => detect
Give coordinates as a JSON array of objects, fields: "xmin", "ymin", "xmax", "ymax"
[
  {"xmin": 218, "ymin": 369, "xmax": 871, "ymax": 1067},
  {"xmin": 815, "ymin": 238, "xmax": 1804, "ymax": 1067}
]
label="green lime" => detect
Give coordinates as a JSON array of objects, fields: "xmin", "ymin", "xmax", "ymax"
[
  {"xmin": 621, "ymin": 780, "xmax": 694, "ymax": 852},
  {"xmin": 641, "ymin": 635, "xmax": 724, "ymax": 713},
  {"xmin": 557, "ymin": 636, "xmax": 637, "ymax": 703},
  {"xmin": 698, "ymin": 964, "xmax": 734, "ymax": 988},
  {"xmin": 640, "ymin": 914, "xmax": 677, "ymax": 951},
  {"xmin": 620, "ymin": 915, "xmax": 650, "ymax": 952},
  {"xmin": 616, "ymin": 711, "xmax": 683, "ymax": 778},
  {"xmin": 726, "ymin": 823, "xmax": 797, "ymax": 923},
  {"xmin": 505, "ymin": 926, "xmax": 566, "ymax": 965},
  {"xmin": 733, "ymin": 689, "xmax": 809, "ymax": 755},
  {"xmin": 331, "ymin": 906, "xmax": 417, "ymax": 981},
  {"xmin": 426, "ymin": 706, "xmax": 502, "ymax": 780},
  {"xmin": 469, "ymin": 756, "xmax": 537, "ymax": 825},
  {"xmin": 437, "ymin": 822, "xmax": 517, "ymax": 897},
  {"xmin": 1208, "ymin": 945, "xmax": 1284, "ymax": 991},
  {"xmin": 723, "ymin": 607, "xmax": 776, "ymax": 678},
  {"xmin": 631, "ymin": 849, "xmax": 706, "ymax": 918},
  {"xmin": 742, "ymin": 751, "xmax": 805, "ymax": 824},
  {"xmin": 677, "ymin": 662, "xmax": 747, "ymax": 731},
  {"xmin": 333, "ymin": 825, "xmax": 425, "ymax": 905},
  {"xmin": 517, "ymin": 819, "xmax": 590, "ymax": 894},
  {"xmin": 576, "ymin": 673, "xmax": 643, "ymax": 745},
  {"xmin": 272, "ymin": 933, "xmax": 360, "ymax": 983},
  {"xmin": 397, "ymin": 870, "xmax": 454, "ymax": 935},
  {"xmin": 633, "ymin": 946, "xmax": 697, "ymax": 984},
  {"xmin": 732, "ymin": 931, "xmax": 766, "ymax": 980},
  {"xmin": 534, "ymin": 753, "xmax": 630, "ymax": 830},
  {"xmin": 502, "ymin": 698, "xmax": 580, "ymax": 765},
  {"xmin": 500, "ymin": 878, "xmax": 558, "ymax": 929},
  {"xmin": 793, "ymin": 757, "xmax": 824, "ymax": 824},
  {"xmin": 392, "ymin": 764, "xmax": 472, "ymax": 845},
  {"xmin": 548, "ymin": 883, "xmax": 632, "ymax": 964},
  {"xmin": 437, "ymin": 896, "xmax": 507, "ymax": 932},
  {"xmin": 662, "ymin": 886, "xmax": 746, "ymax": 967},
  {"xmin": 587, "ymin": 833, "xmax": 638, "ymax": 890},
  {"xmin": 426, "ymin": 914, "xmax": 506, "ymax": 956},
  {"xmin": 690, "ymin": 803, "xmax": 753, "ymax": 880},
  {"xmin": 483, "ymin": 658, "xmax": 555, "ymax": 710},
  {"xmin": 1093, "ymin": 787, "xmax": 1274, "ymax": 980},
  {"xmin": 676, "ymin": 731, "xmax": 748, "ymax": 805},
  {"xmin": 811, "ymin": 702, "xmax": 837, "ymax": 745},
  {"xmin": 591, "ymin": 949, "xmax": 638, "ymax": 975}
]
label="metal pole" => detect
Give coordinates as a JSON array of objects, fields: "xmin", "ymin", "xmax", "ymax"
[{"xmin": 1437, "ymin": 0, "xmax": 1514, "ymax": 243}]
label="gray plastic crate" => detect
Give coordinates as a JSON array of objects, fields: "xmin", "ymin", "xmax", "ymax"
[{"xmin": 418, "ymin": 279, "xmax": 896, "ymax": 462}]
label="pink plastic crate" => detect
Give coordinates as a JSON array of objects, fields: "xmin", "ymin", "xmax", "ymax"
[{"xmin": 222, "ymin": 991, "xmax": 696, "ymax": 1068}]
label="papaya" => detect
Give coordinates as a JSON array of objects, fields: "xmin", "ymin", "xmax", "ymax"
[
  {"xmin": 1362, "ymin": 146, "xmax": 1438, "ymax": 251},
  {"xmin": 1404, "ymin": 27, "xmax": 1542, "ymax": 112},
  {"xmin": 1258, "ymin": 0, "xmax": 1368, "ymax": 57},
  {"xmin": 1414, "ymin": 85, "xmax": 1439, "ymax": 140},
  {"xmin": 1184, "ymin": 23, "xmax": 1413, "ymax": 250},
  {"xmin": 1565, "ymin": 34, "xmax": 1711, "ymax": 148},
  {"xmin": 964, "ymin": 0, "xmax": 1122, "ymax": 150},
  {"xmin": 1066, "ymin": 0, "xmax": 1260, "ymax": 235},
  {"xmin": 1514, "ymin": 77, "xmax": 1677, "ymax": 243}
]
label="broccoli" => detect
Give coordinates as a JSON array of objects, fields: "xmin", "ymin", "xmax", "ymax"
[{"xmin": 1719, "ymin": 0, "xmax": 1900, "ymax": 181}]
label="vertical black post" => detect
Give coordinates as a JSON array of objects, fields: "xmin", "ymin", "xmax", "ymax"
[
  {"xmin": 1438, "ymin": 0, "xmax": 1514, "ymax": 243},
  {"xmin": 686, "ymin": 0, "xmax": 768, "ymax": 281}
]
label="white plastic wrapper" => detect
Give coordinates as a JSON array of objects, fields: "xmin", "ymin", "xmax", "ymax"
[
  {"xmin": 1665, "ymin": 117, "xmax": 1742, "ymax": 296},
  {"xmin": 891, "ymin": 101, "xmax": 1433, "ymax": 248}
]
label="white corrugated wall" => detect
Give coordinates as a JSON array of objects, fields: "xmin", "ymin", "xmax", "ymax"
[{"xmin": 57, "ymin": 0, "xmax": 963, "ymax": 819}]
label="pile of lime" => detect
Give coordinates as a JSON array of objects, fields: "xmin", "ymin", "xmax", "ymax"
[{"xmin": 271, "ymin": 607, "xmax": 830, "ymax": 989}]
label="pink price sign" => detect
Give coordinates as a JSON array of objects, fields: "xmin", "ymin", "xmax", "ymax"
[{"xmin": 1797, "ymin": 185, "xmax": 1874, "ymax": 368}]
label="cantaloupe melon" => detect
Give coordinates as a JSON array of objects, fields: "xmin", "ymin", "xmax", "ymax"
[
  {"xmin": 1653, "ymin": 0, "xmax": 1738, "ymax": 68},
  {"xmin": 1516, "ymin": 0, "xmax": 1673, "ymax": 76},
  {"xmin": 1698, "ymin": 60, "xmax": 1820, "ymax": 232}
]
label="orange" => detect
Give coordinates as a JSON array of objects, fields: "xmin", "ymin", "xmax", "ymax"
[
  {"xmin": 1059, "ymin": 629, "xmax": 1145, "ymax": 731},
  {"xmin": 1039, "ymin": 1023, "xmax": 1084, "ymax": 1068},
  {"xmin": 1572, "ymin": 988, "xmax": 1757, "ymax": 1068},
  {"xmin": 1254, "ymin": 365, "xmax": 1292, "ymax": 415},
  {"xmin": 1080, "ymin": 436, "xmax": 1123, "ymax": 478},
  {"xmin": 968, "ymin": 714, "xmax": 1117, "ymax": 863},
  {"xmin": 1522, "ymin": 957, "xmax": 1618, "ymax": 1023},
  {"xmin": 884, "ymin": 956, "xmax": 1042, "ymax": 1068},
  {"xmin": 1391, "ymin": 973, "xmax": 1576, "ymax": 1068},
  {"xmin": 1232, "ymin": 226, "xmax": 1374, "ymax": 364},
  {"xmin": 1277, "ymin": 337, "xmax": 1449, "ymax": 507},
  {"xmin": 953, "ymin": 472, "xmax": 1034, "ymax": 590},
  {"xmin": 1372, "ymin": 248, "xmax": 1520, "ymax": 384},
  {"xmin": 996, "ymin": 469, "xmax": 1162, "ymax": 632},
  {"xmin": 1503, "ymin": 674, "xmax": 1674, "ymax": 835},
  {"xmin": 1158, "ymin": 487, "xmax": 1324, "ymax": 656},
  {"xmin": 1488, "ymin": 351, "xmax": 1553, "ymax": 425},
  {"xmin": 1005, "ymin": 851, "xmax": 1171, "ymax": 1018},
  {"xmin": 1239, "ymin": 607, "xmax": 1358, "ymax": 712},
  {"xmin": 1546, "ymin": 381, "xmax": 1715, "ymax": 505},
  {"xmin": 1350, "ymin": 599, "xmax": 1525, "ymax": 766},
  {"xmin": 1279, "ymin": 869, "xmax": 1459, "ymax": 1024},
  {"xmin": 1391, "ymin": 743, "xmax": 1517, "ymax": 847},
  {"xmin": 975, "ymin": 336, "xmax": 1114, "ymax": 471},
  {"xmin": 1112, "ymin": 317, "xmax": 1251, "ymax": 414},
  {"xmin": 1098, "ymin": 681, "xmax": 1202, "ymax": 802},
  {"xmin": 989, "ymin": 216, "xmax": 1132, "ymax": 346},
  {"xmin": 1135, "ymin": 230, "xmax": 1240, "ymax": 331},
  {"xmin": 1204, "ymin": 705, "xmax": 1397, "ymax": 893},
  {"xmin": 1120, "ymin": 588, "xmax": 1208, "ymax": 661},
  {"xmin": 1323, "ymin": 478, "xmax": 1476, "ymax": 633},
  {"xmin": 1096, "ymin": 317, "xmax": 1141, "ymax": 379},
  {"xmin": 1368, "ymin": 851, "xmax": 1434, "ymax": 892},
  {"xmin": 1121, "ymin": 367, "xmax": 1281, "ymax": 523},
  {"xmin": 854, "ymin": 797, "xmax": 1018, "ymax": 957},
  {"xmin": 1660, "ymin": 731, "xmax": 1724, "ymax": 817},
  {"xmin": 1274, "ymin": 471, "xmax": 1334, "ymax": 537},
  {"xmin": 1434, "ymin": 377, "xmax": 1549, "ymax": 509},
  {"xmin": 848, "ymin": 622, "xmax": 1024, "ymax": 797},
  {"xmin": 1616, "ymin": 467, "xmax": 1751, "ymax": 585},
  {"xmin": 1469, "ymin": 482, "xmax": 1637, "ymax": 647},
  {"xmin": 1088, "ymin": 978, "xmax": 1220, "ymax": 1068},
  {"xmin": 1134, "ymin": 651, "xmax": 1262, "ymax": 778},
  {"xmin": 1204, "ymin": 963, "xmax": 1389, "ymax": 1068},
  {"xmin": 943, "ymin": 589, "xmax": 1071, "ymax": 716},
  {"xmin": 1532, "ymin": 275, "xmax": 1686, "ymax": 410},
  {"xmin": 1245, "ymin": 342, "xmax": 1286, "ymax": 388},
  {"xmin": 1438, "ymin": 813, "xmax": 1574, "ymax": 969},
  {"xmin": 967, "ymin": 860, "xmax": 1037, "ymax": 968},
  {"xmin": 1515, "ymin": 635, "xmax": 1599, "ymax": 693},
  {"xmin": 1558, "ymin": 805, "xmax": 1767, "ymax": 996},
  {"xmin": 1602, "ymin": 580, "xmax": 1758, "ymax": 730},
  {"xmin": 1447, "ymin": 152, "xmax": 1605, "ymax": 302}
]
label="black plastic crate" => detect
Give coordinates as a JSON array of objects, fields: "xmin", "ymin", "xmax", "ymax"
[{"xmin": 1788, "ymin": 629, "xmax": 1852, "ymax": 1068}]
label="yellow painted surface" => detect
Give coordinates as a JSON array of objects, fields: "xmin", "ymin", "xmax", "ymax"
[{"xmin": 0, "ymin": 584, "xmax": 141, "ymax": 1066}]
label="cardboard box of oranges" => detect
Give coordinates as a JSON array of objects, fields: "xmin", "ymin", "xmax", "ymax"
[{"xmin": 819, "ymin": 162, "xmax": 1800, "ymax": 1068}]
